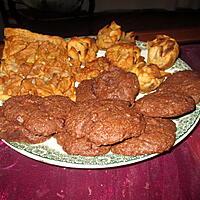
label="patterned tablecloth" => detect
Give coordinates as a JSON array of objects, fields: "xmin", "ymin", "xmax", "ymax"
[{"xmin": 0, "ymin": 44, "xmax": 200, "ymax": 200}]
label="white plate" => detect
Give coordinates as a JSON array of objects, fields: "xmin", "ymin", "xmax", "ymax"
[{"xmin": 1, "ymin": 41, "xmax": 200, "ymax": 169}]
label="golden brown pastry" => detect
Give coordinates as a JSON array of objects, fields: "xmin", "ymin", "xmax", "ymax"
[
  {"xmin": 67, "ymin": 36, "xmax": 98, "ymax": 67},
  {"xmin": 96, "ymin": 21, "xmax": 122, "ymax": 49},
  {"xmin": 119, "ymin": 31, "xmax": 135, "ymax": 44},
  {"xmin": 147, "ymin": 35, "xmax": 179, "ymax": 69},
  {"xmin": 130, "ymin": 62, "xmax": 169, "ymax": 93},
  {"xmin": 106, "ymin": 43, "xmax": 141, "ymax": 71}
]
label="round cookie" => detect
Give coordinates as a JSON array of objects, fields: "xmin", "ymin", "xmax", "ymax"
[
  {"xmin": 76, "ymin": 79, "xmax": 96, "ymax": 102},
  {"xmin": 0, "ymin": 95, "xmax": 76, "ymax": 143},
  {"xmin": 157, "ymin": 70, "xmax": 200, "ymax": 104},
  {"xmin": 44, "ymin": 95, "xmax": 76, "ymax": 117},
  {"xmin": 111, "ymin": 117, "xmax": 176, "ymax": 156},
  {"xmin": 135, "ymin": 92, "xmax": 195, "ymax": 118},
  {"xmin": 56, "ymin": 132, "xmax": 110, "ymax": 156},
  {"xmin": 23, "ymin": 109, "xmax": 63, "ymax": 136},
  {"xmin": 93, "ymin": 67, "xmax": 139, "ymax": 103},
  {"xmin": 0, "ymin": 109, "xmax": 48, "ymax": 144},
  {"xmin": 65, "ymin": 99, "xmax": 145, "ymax": 146},
  {"xmin": 3, "ymin": 95, "xmax": 44, "ymax": 123}
]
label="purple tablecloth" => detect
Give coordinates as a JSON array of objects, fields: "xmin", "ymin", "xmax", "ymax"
[{"xmin": 0, "ymin": 44, "xmax": 200, "ymax": 200}]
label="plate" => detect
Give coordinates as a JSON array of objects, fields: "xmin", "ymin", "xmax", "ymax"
[{"xmin": 1, "ymin": 41, "xmax": 200, "ymax": 169}]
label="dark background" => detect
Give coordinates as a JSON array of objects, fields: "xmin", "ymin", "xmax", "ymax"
[{"xmin": 1, "ymin": 0, "xmax": 200, "ymax": 41}]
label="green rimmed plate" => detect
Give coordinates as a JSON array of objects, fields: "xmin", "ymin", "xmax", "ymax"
[{"xmin": 1, "ymin": 41, "xmax": 200, "ymax": 168}]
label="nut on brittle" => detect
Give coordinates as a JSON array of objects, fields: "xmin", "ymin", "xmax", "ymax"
[
  {"xmin": 74, "ymin": 57, "xmax": 111, "ymax": 82},
  {"xmin": 0, "ymin": 28, "xmax": 75, "ymax": 100}
]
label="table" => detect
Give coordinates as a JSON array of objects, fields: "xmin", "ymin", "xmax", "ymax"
[{"xmin": 0, "ymin": 42, "xmax": 200, "ymax": 200}]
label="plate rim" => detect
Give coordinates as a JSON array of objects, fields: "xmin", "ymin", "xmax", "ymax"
[
  {"xmin": 2, "ymin": 107, "xmax": 200, "ymax": 169},
  {"xmin": 1, "ymin": 40, "xmax": 200, "ymax": 169}
]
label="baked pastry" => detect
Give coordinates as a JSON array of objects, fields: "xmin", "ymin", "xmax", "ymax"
[
  {"xmin": 106, "ymin": 43, "xmax": 141, "ymax": 71},
  {"xmin": 96, "ymin": 21, "xmax": 122, "ymax": 49},
  {"xmin": 0, "ymin": 24, "xmax": 197, "ymax": 157},
  {"xmin": 67, "ymin": 36, "xmax": 98, "ymax": 67},
  {"xmin": 74, "ymin": 57, "xmax": 111, "ymax": 82},
  {"xmin": 147, "ymin": 35, "xmax": 179, "ymax": 69},
  {"xmin": 96, "ymin": 21, "xmax": 136, "ymax": 50},
  {"xmin": 130, "ymin": 62, "xmax": 169, "ymax": 93}
]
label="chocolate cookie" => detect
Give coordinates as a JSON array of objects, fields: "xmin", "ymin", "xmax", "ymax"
[
  {"xmin": 0, "ymin": 95, "xmax": 75, "ymax": 143},
  {"xmin": 93, "ymin": 67, "xmax": 139, "ymax": 103},
  {"xmin": 76, "ymin": 79, "xmax": 96, "ymax": 102},
  {"xmin": 0, "ymin": 108, "xmax": 48, "ymax": 143},
  {"xmin": 157, "ymin": 70, "xmax": 200, "ymax": 104},
  {"xmin": 135, "ymin": 92, "xmax": 195, "ymax": 117},
  {"xmin": 76, "ymin": 67, "xmax": 139, "ymax": 103},
  {"xmin": 111, "ymin": 117, "xmax": 176, "ymax": 156},
  {"xmin": 3, "ymin": 95, "xmax": 44, "ymax": 123},
  {"xmin": 65, "ymin": 99, "xmax": 145, "ymax": 146},
  {"xmin": 56, "ymin": 132, "xmax": 110, "ymax": 156},
  {"xmin": 44, "ymin": 95, "xmax": 76, "ymax": 117}
]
